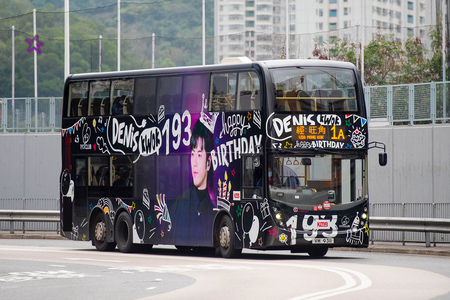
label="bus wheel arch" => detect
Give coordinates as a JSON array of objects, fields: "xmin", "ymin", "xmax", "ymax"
[
  {"xmin": 115, "ymin": 211, "xmax": 135, "ymax": 253},
  {"xmin": 90, "ymin": 209, "xmax": 116, "ymax": 251},
  {"xmin": 215, "ymin": 213, "xmax": 242, "ymax": 258}
]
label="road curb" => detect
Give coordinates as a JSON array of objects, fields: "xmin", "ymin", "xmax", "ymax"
[
  {"xmin": 334, "ymin": 244, "xmax": 450, "ymax": 257},
  {"xmin": 0, "ymin": 232, "xmax": 64, "ymax": 240},
  {"xmin": 1, "ymin": 232, "xmax": 449, "ymax": 256}
]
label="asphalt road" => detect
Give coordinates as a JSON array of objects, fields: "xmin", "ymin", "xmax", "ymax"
[{"xmin": 0, "ymin": 239, "xmax": 449, "ymax": 300}]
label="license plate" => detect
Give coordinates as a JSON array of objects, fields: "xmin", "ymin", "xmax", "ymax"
[{"xmin": 312, "ymin": 238, "xmax": 334, "ymax": 244}]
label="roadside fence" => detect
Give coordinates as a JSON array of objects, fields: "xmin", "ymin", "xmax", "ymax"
[{"xmin": 0, "ymin": 198, "xmax": 59, "ymax": 232}]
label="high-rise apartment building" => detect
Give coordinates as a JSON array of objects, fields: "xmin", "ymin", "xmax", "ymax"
[
  {"xmin": 214, "ymin": 0, "xmax": 289, "ymax": 62},
  {"xmin": 214, "ymin": 0, "xmax": 436, "ymax": 63}
]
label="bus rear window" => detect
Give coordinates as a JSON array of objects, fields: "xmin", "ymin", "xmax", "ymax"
[{"xmin": 271, "ymin": 67, "xmax": 358, "ymax": 113}]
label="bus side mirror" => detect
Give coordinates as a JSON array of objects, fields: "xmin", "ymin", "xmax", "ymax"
[
  {"xmin": 369, "ymin": 141, "xmax": 388, "ymax": 167},
  {"xmin": 379, "ymin": 152, "xmax": 387, "ymax": 166}
]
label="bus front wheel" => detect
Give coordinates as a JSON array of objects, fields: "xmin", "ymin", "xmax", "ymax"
[
  {"xmin": 115, "ymin": 212, "xmax": 134, "ymax": 253},
  {"xmin": 92, "ymin": 213, "xmax": 116, "ymax": 251},
  {"xmin": 218, "ymin": 215, "xmax": 241, "ymax": 258}
]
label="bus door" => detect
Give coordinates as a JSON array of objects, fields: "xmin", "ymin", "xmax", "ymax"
[
  {"xmin": 73, "ymin": 157, "xmax": 89, "ymax": 220},
  {"xmin": 61, "ymin": 156, "xmax": 88, "ymax": 234}
]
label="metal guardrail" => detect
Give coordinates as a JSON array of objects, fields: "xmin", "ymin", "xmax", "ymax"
[
  {"xmin": 0, "ymin": 210, "xmax": 60, "ymax": 234},
  {"xmin": 370, "ymin": 217, "xmax": 450, "ymax": 247}
]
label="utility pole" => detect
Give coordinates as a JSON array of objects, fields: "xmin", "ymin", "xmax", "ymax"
[
  {"xmin": 11, "ymin": 25, "xmax": 15, "ymax": 132},
  {"xmin": 285, "ymin": 0, "xmax": 289, "ymax": 59},
  {"xmin": 99, "ymin": 35, "xmax": 102, "ymax": 72},
  {"xmin": 33, "ymin": 9, "xmax": 38, "ymax": 101},
  {"xmin": 118, "ymin": 0, "xmax": 121, "ymax": 71},
  {"xmin": 152, "ymin": 33, "xmax": 155, "ymax": 69},
  {"xmin": 202, "ymin": 0, "xmax": 206, "ymax": 65},
  {"xmin": 64, "ymin": 0, "xmax": 70, "ymax": 80}
]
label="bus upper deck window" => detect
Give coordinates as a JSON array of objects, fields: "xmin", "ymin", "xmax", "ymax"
[
  {"xmin": 89, "ymin": 81, "xmax": 111, "ymax": 116},
  {"xmin": 236, "ymin": 71, "xmax": 261, "ymax": 111},
  {"xmin": 210, "ymin": 73, "xmax": 237, "ymax": 112},
  {"xmin": 135, "ymin": 77, "xmax": 157, "ymax": 115},
  {"xmin": 68, "ymin": 82, "xmax": 88, "ymax": 117},
  {"xmin": 112, "ymin": 79, "xmax": 135, "ymax": 115}
]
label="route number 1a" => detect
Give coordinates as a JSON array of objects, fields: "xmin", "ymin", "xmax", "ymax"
[{"xmin": 331, "ymin": 125, "xmax": 345, "ymax": 140}]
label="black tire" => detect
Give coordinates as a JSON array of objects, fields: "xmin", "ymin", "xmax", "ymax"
[
  {"xmin": 92, "ymin": 213, "xmax": 116, "ymax": 251},
  {"xmin": 115, "ymin": 212, "xmax": 134, "ymax": 253},
  {"xmin": 307, "ymin": 247, "xmax": 328, "ymax": 258},
  {"xmin": 217, "ymin": 215, "xmax": 241, "ymax": 258}
]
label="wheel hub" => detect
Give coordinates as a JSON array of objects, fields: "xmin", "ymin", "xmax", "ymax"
[
  {"xmin": 219, "ymin": 225, "xmax": 230, "ymax": 248},
  {"xmin": 94, "ymin": 220, "xmax": 106, "ymax": 242}
]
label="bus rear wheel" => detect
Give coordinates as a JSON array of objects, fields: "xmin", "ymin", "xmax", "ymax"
[
  {"xmin": 307, "ymin": 246, "xmax": 328, "ymax": 258},
  {"xmin": 92, "ymin": 213, "xmax": 116, "ymax": 251},
  {"xmin": 217, "ymin": 215, "xmax": 241, "ymax": 258},
  {"xmin": 115, "ymin": 212, "xmax": 134, "ymax": 253}
]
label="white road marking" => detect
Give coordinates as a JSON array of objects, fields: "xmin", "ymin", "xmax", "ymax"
[
  {"xmin": 0, "ymin": 244, "xmax": 372, "ymax": 298},
  {"xmin": 287, "ymin": 266, "xmax": 372, "ymax": 300},
  {"xmin": 65, "ymin": 258, "xmax": 127, "ymax": 263}
]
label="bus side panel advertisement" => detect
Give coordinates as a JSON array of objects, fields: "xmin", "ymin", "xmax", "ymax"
[
  {"xmin": 62, "ymin": 101, "xmax": 267, "ymax": 247},
  {"xmin": 62, "ymin": 109, "xmax": 369, "ymax": 249}
]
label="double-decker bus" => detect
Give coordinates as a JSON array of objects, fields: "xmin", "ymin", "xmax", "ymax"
[{"xmin": 60, "ymin": 58, "xmax": 386, "ymax": 257}]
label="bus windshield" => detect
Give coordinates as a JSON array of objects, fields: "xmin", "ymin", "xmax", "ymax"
[
  {"xmin": 267, "ymin": 154, "xmax": 367, "ymax": 208},
  {"xmin": 271, "ymin": 67, "xmax": 358, "ymax": 112}
]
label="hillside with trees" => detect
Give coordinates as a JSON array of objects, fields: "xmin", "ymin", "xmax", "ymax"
[
  {"xmin": 0, "ymin": 0, "xmax": 447, "ymax": 98},
  {"xmin": 0, "ymin": 0, "xmax": 214, "ymax": 97}
]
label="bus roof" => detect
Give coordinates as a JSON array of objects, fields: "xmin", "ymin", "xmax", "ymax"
[
  {"xmin": 66, "ymin": 59, "xmax": 357, "ymax": 83},
  {"xmin": 260, "ymin": 59, "xmax": 357, "ymax": 70}
]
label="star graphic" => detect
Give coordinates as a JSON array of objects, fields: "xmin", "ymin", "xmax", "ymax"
[
  {"xmin": 268, "ymin": 228, "xmax": 278, "ymax": 237},
  {"xmin": 147, "ymin": 216, "xmax": 152, "ymax": 224},
  {"xmin": 247, "ymin": 112, "xmax": 252, "ymax": 121},
  {"xmin": 26, "ymin": 34, "xmax": 44, "ymax": 54},
  {"xmin": 364, "ymin": 224, "xmax": 369, "ymax": 235},
  {"xmin": 345, "ymin": 119, "xmax": 352, "ymax": 126},
  {"xmin": 236, "ymin": 206, "xmax": 242, "ymax": 217},
  {"xmin": 161, "ymin": 230, "xmax": 165, "ymax": 238},
  {"xmin": 231, "ymin": 169, "xmax": 236, "ymax": 177},
  {"xmin": 258, "ymin": 237, "xmax": 263, "ymax": 246},
  {"xmin": 132, "ymin": 201, "xmax": 136, "ymax": 210}
]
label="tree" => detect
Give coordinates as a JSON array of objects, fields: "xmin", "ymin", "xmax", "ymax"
[{"xmin": 311, "ymin": 29, "xmax": 444, "ymax": 86}]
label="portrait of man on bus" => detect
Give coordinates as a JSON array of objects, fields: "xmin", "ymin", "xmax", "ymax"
[{"xmin": 168, "ymin": 119, "xmax": 216, "ymax": 245}]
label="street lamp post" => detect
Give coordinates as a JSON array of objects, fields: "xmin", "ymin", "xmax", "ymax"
[{"xmin": 64, "ymin": 0, "xmax": 70, "ymax": 80}]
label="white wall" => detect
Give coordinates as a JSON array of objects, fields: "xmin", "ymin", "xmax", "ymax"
[
  {"xmin": 368, "ymin": 124, "xmax": 450, "ymax": 204},
  {"xmin": 0, "ymin": 133, "xmax": 61, "ymax": 199}
]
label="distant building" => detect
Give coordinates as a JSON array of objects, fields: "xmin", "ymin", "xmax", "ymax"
[{"xmin": 214, "ymin": 0, "xmax": 438, "ymax": 63}]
